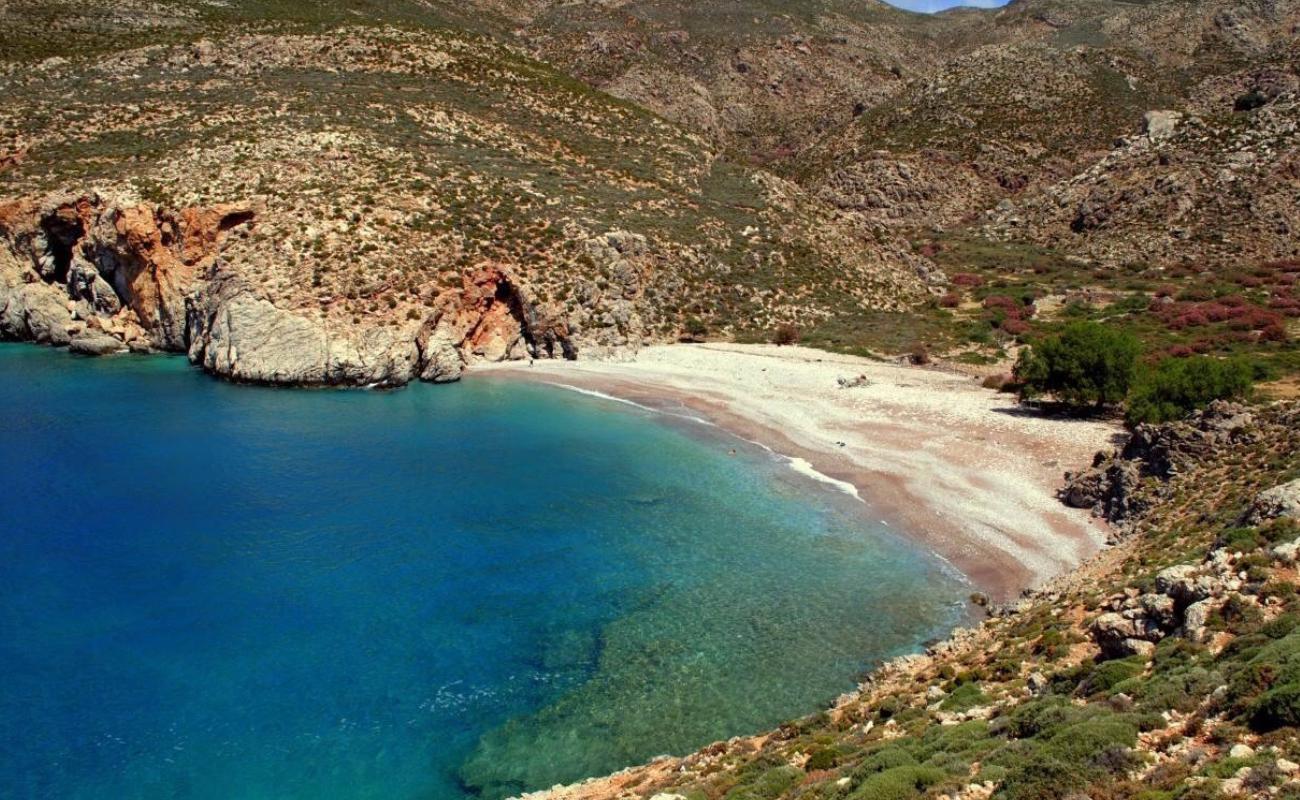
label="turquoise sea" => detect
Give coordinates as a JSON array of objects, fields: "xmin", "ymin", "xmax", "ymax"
[{"xmin": 0, "ymin": 343, "xmax": 969, "ymax": 800}]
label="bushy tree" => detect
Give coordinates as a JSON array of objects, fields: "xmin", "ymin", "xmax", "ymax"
[
  {"xmin": 1015, "ymin": 322, "xmax": 1140, "ymax": 409},
  {"xmin": 1126, "ymin": 356, "xmax": 1255, "ymax": 425}
]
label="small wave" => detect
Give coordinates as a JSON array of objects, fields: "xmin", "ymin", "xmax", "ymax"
[
  {"xmin": 550, "ymin": 383, "xmax": 866, "ymax": 504},
  {"xmin": 548, "ymin": 383, "xmax": 716, "ymax": 428},
  {"xmin": 784, "ymin": 456, "xmax": 863, "ymax": 502}
]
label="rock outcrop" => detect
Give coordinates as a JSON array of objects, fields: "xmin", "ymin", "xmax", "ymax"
[
  {"xmin": 2, "ymin": 192, "xmax": 581, "ymax": 387},
  {"xmin": 0, "ymin": 192, "xmax": 254, "ymax": 355},
  {"xmin": 185, "ymin": 268, "xmax": 421, "ymax": 386},
  {"xmin": 1062, "ymin": 401, "xmax": 1261, "ymax": 524},
  {"xmin": 1247, "ymin": 479, "xmax": 1300, "ymax": 525}
]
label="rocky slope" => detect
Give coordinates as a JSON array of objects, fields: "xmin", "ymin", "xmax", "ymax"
[
  {"xmin": 799, "ymin": 0, "xmax": 1300, "ymax": 234},
  {"xmin": 456, "ymin": 0, "xmax": 1299, "ymax": 366},
  {"xmin": 982, "ymin": 63, "xmax": 1300, "ymax": 269},
  {"xmin": 498, "ymin": 0, "xmax": 993, "ymax": 166},
  {"xmin": 520, "ymin": 400, "xmax": 1300, "ymax": 800}
]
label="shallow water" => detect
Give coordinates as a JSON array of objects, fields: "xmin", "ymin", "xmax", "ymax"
[{"xmin": 0, "ymin": 344, "xmax": 969, "ymax": 800}]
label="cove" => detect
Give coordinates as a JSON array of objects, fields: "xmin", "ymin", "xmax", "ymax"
[{"xmin": 0, "ymin": 343, "xmax": 970, "ymax": 800}]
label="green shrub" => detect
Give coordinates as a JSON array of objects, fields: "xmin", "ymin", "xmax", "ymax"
[
  {"xmin": 995, "ymin": 755, "xmax": 1084, "ymax": 800},
  {"xmin": 725, "ymin": 765, "xmax": 804, "ymax": 800},
  {"xmin": 805, "ymin": 747, "xmax": 840, "ymax": 771},
  {"xmin": 853, "ymin": 746, "xmax": 917, "ymax": 778},
  {"xmin": 1001, "ymin": 697, "xmax": 1081, "ymax": 739},
  {"xmin": 1251, "ymin": 684, "xmax": 1300, "ymax": 731},
  {"xmin": 1084, "ymin": 657, "xmax": 1146, "ymax": 695},
  {"xmin": 1127, "ymin": 356, "xmax": 1254, "ymax": 425},
  {"xmin": 1220, "ymin": 526, "xmax": 1264, "ymax": 552},
  {"xmin": 1015, "ymin": 322, "xmax": 1140, "ymax": 409},
  {"xmin": 1042, "ymin": 717, "xmax": 1138, "ymax": 765},
  {"xmin": 940, "ymin": 683, "xmax": 988, "ymax": 712},
  {"xmin": 847, "ymin": 765, "xmax": 945, "ymax": 800},
  {"xmin": 1263, "ymin": 614, "xmax": 1300, "ymax": 640},
  {"xmin": 1226, "ymin": 631, "xmax": 1300, "ymax": 729},
  {"xmin": 918, "ymin": 720, "xmax": 993, "ymax": 760}
]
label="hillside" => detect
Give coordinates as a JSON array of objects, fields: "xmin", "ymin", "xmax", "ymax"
[
  {"xmin": 0, "ymin": 0, "xmax": 934, "ymax": 385},
  {"xmin": 499, "ymin": 0, "xmax": 991, "ymax": 166},
  {"xmin": 475, "ymin": 0, "xmax": 1299, "ymax": 369}
]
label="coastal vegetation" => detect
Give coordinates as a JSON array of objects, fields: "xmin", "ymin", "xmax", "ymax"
[
  {"xmin": 1011, "ymin": 321, "xmax": 1260, "ymax": 424},
  {"xmin": 1014, "ymin": 322, "xmax": 1140, "ymax": 410}
]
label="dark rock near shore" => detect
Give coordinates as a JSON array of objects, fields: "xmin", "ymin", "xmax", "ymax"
[{"xmin": 1062, "ymin": 401, "xmax": 1260, "ymax": 525}]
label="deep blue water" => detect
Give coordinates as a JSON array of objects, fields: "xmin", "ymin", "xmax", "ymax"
[{"xmin": 0, "ymin": 344, "xmax": 969, "ymax": 800}]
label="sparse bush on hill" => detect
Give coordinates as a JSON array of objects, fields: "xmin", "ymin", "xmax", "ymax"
[
  {"xmin": 1015, "ymin": 322, "xmax": 1140, "ymax": 410},
  {"xmin": 772, "ymin": 324, "xmax": 800, "ymax": 346}
]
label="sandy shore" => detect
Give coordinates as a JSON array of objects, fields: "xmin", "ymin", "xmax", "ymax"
[{"xmin": 476, "ymin": 343, "xmax": 1121, "ymax": 602}]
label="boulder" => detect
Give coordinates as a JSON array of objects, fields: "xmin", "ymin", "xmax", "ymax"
[
  {"xmin": 1156, "ymin": 564, "xmax": 1222, "ymax": 607},
  {"xmin": 66, "ymin": 255, "xmax": 121, "ymax": 315},
  {"xmin": 185, "ymin": 273, "xmax": 418, "ymax": 387},
  {"xmin": 1246, "ymin": 479, "xmax": 1300, "ymax": 524},
  {"xmin": 1092, "ymin": 611, "xmax": 1163, "ymax": 658},
  {"xmin": 1271, "ymin": 539, "xmax": 1300, "ymax": 564},
  {"xmin": 1182, "ymin": 598, "xmax": 1219, "ymax": 643},
  {"xmin": 0, "ymin": 283, "xmax": 74, "ymax": 345},
  {"xmin": 1143, "ymin": 110, "xmax": 1184, "ymax": 140},
  {"xmin": 68, "ymin": 331, "xmax": 128, "ymax": 355},
  {"xmin": 1027, "ymin": 672, "xmax": 1048, "ymax": 696},
  {"xmin": 1139, "ymin": 592, "xmax": 1177, "ymax": 628},
  {"xmin": 416, "ymin": 327, "xmax": 464, "ymax": 383}
]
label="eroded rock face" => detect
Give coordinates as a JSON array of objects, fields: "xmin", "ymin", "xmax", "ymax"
[
  {"xmin": 2, "ymin": 192, "xmax": 578, "ymax": 387},
  {"xmin": 0, "ymin": 192, "xmax": 255, "ymax": 353},
  {"xmin": 185, "ymin": 270, "xmax": 420, "ymax": 387}
]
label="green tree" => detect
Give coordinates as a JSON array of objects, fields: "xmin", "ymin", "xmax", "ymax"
[
  {"xmin": 1015, "ymin": 322, "xmax": 1140, "ymax": 410},
  {"xmin": 1126, "ymin": 356, "xmax": 1254, "ymax": 425}
]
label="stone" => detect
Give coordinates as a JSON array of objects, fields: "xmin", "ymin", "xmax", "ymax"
[
  {"xmin": 417, "ymin": 327, "xmax": 464, "ymax": 383},
  {"xmin": 1247, "ymin": 480, "xmax": 1300, "ymax": 524},
  {"xmin": 1139, "ymin": 593, "xmax": 1177, "ymax": 628},
  {"xmin": 1125, "ymin": 638, "xmax": 1156, "ymax": 658},
  {"xmin": 185, "ymin": 273, "xmax": 418, "ymax": 387},
  {"xmin": 66, "ymin": 255, "xmax": 121, "ymax": 315},
  {"xmin": 1092, "ymin": 612, "xmax": 1163, "ymax": 658},
  {"xmin": 68, "ymin": 331, "xmax": 128, "ymax": 355},
  {"xmin": 1229, "ymin": 744, "xmax": 1255, "ymax": 760},
  {"xmin": 0, "ymin": 283, "xmax": 74, "ymax": 345},
  {"xmin": 1183, "ymin": 598, "xmax": 1218, "ymax": 643},
  {"xmin": 1156, "ymin": 564, "xmax": 1221, "ymax": 606},
  {"xmin": 1272, "ymin": 539, "xmax": 1300, "ymax": 564},
  {"xmin": 1026, "ymin": 672, "xmax": 1048, "ymax": 696},
  {"xmin": 1277, "ymin": 758, "xmax": 1299, "ymax": 775},
  {"xmin": 1143, "ymin": 110, "xmax": 1184, "ymax": 140}
]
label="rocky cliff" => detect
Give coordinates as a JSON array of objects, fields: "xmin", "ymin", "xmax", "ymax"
[{"xmin": 0, "ymin": 192, "xmax": 588, "ymax": 385}]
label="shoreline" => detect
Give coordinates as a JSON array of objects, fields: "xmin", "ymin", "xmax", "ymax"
[{"xmin": 476, "ymin": 343, "xmax": 1120, "ymax": 602}]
